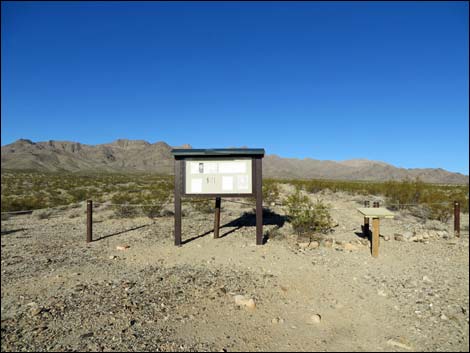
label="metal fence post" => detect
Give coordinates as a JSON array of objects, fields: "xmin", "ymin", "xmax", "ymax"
[
  {"xmin": 87, "ymin": 200, "xmax": 93, "ymax": 243},
  {"xmin": 454, "ymin": 201, "xmax": 460, "ymax": 238}
]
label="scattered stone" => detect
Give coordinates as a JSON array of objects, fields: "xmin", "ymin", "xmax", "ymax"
[
  {"xmin": 234, "ymin": 295, "xmax": 256, "ymax": 310},
  {"xmin": 344, "ymin": 243, "xmax": 358, "ymax": 251},
  {"xmin": 387, "ymin": 338, "xmax": 413, "ymax": 350},
  {"xmin": 298, "ymin": 242, "xmax": 310, "ymax": 249},
  {"xmin": 308, "ymin": 314, "xmax": 322, "ymax": 324},
  {"xmin": 309, "ymin": 241, "xmax": 320, "ymax": 249},
  {"xmin": 322, "ymin": 239, "xmax": 334, "ymax": 248},
  {"xmin": 109, "ymin": 255, "xmax": 117, "ymax": 260},
  {"xmin": 440, "ymin": 314, "xmax": 449, "ymax": 321},
  {"xmin": 403, "ymin": 231, "xmax": 414, "ymax": 240},
  {"xmin": 422, "ymin": 276, "xmax": 432, "ymax": 283},
  {"xmin": 377, "ymin": 289, "xmax": 387, "ymax": 297},
  {"xmin": 116, "ymin": 245, "xmax": 130, "ymax": 251},
  {"xmin": 394, "ymin": 233, "xmax": 405, "ymax": 242}
]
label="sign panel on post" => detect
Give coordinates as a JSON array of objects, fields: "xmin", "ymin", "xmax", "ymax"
[
  {"xmin": 185, "ymin": 158, "xmax": 252, "ymax": 195},
  {"xmin": 171, "ymin": 148, "xmax": 264, "ymax": 247}
]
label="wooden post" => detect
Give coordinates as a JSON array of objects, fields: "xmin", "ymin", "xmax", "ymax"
[
  {"xmin": 372, "ymin": 218, "xmax": 380, "ymax": 258},
  {"xmin": 454, "ymin": 201, "xmax": 460, "ymax": 238},
  {"xmin": 174, "ymin": 159, "xmax": 182, "ymax": 246},
  {"xmin": 86, "ymin": 200, "xmax": 92, "ymax": 243},
  {"xmin": 214, "ymin": 197, "xmax": 221, "ymax": 239},
  {"xmin": 364, "ymin": 201, "xmax": 370, "ymax": 238},
  {"xmin": 255, "ymin": 157, "xmax": 263, "ymax": 245}
]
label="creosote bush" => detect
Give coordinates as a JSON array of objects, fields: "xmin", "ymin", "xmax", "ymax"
[
  {"xmin": 190, "ymin": 199, "xmax": 214, "ymax": 214},
  {"xmin": 284, "ymin": 189, "xmax": 333, "ymax": 239},
  {"xmin": 263, "ymin": 179, "xmax": 281, "ymax": 206}
]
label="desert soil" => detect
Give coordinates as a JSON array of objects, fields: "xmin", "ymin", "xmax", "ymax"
[{"xmin": 1, "ymin": 190, "xmax": 469, "ymax": 352}]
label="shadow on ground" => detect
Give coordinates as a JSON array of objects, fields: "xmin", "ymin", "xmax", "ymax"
[{"xmin": 182, "ymin": 208, "xmax": 287, "ymax": 245}]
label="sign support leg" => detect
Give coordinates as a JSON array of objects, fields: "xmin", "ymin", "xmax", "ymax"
[
  {"xmin": 255, "ymin": 158, "xmax": 263, "ymax": 245},
  {"xmin": 214, "ymin": 197, "xmax": 221, "ymax": 239},
  {"xmin": 372, "ymin": 218, "xmax": 380, "ymax": 258},
  {"xmin": 174, "ymin": 160, "xmax": 182, "ymax": 246}
]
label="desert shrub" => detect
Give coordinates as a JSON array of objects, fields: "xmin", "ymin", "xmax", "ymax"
[
  {"xmin": 35, "ymin": 210, "xmax": 53, "ymax": 220},
  {"xmin": 284, "ymin": 189, "xmax": 333, "ymax": 238},
  {"xmin": 68, "ymin": 211, "xmax": 81, "ymax": 219},
  {"xmin": 263, "ymin": 179, "xmax": 280, "ymax": 205},
  {"xmin": 190, "ymin": 199, "xmax": 214, "ymax": 214},
  {"xmin": 111, "ymin": 193, "xmax": 139, "ymax": 218}
]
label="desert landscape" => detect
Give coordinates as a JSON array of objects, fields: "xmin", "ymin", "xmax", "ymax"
[
  {"xmin": 3, "ymin": 2, "xmax": 468, "ymax": 351},
  {"xmin": 1, "ymin": 178, "xmax": 468, "ymax": 352}
]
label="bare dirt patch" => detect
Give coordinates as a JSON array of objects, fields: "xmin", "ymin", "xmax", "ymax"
[{"xmin": 1, "ymin": 193, "xmax": 469, "ymax": 351}]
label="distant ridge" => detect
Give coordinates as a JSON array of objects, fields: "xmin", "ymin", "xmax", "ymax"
[{"xmin": 1, "ymin": 139, "xmax": 468, "ymax": 184}]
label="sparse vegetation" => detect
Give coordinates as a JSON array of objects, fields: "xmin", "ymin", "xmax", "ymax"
[
  {"xmin": 189, "ymin": 198, "xmax": 215, "ymax": 214},
  {"xmin": 263, "ymin": 179, "xmax": 281, "ymax": 205},
  {"xmin": 282, "ymin": 177, "xmax": 468, "ymax": 220},
  {"xmin": 1, "ymin": 170, "xmax": 467, "ymax": 225},
  {"xmin": 284, "ymin": 188, "xmax": 334, "ymax": 239}
]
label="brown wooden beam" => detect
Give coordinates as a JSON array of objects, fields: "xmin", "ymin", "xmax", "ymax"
[
  {"xmin": 174, "ymin": 159, "xmax": 182, "ymax": 246},
  {"xmin": 255, "ymin": 157, "xmax": 263, "ymax": 245},
  {"xmin": 214, "ymin": 197, "xmax": 221, "ymax": 239},
  {"xmin": 372, "ymin": 218, "xmax": 380, "ymax": 258}
]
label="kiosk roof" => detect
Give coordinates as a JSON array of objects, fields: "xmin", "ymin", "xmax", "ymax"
[{"xmin": 171, "ymin": 148, "xmax": 265, "ymax": 157}]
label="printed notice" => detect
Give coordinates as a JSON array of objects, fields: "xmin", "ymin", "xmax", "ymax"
[
  {"xmin": 191, "ymin": 178, "xmax": 202, "ymax": 193},
  {"xmin": 222, "ymin": 176, "xmax": 234, "ymax": 191},
  {"xmin": 219, "ymin": 161, "xmax": 246, "ymax": 174},
  {"xmin": 190, "ymin": 161, "xmax": 218, "ymax": 174},
  {"xmin": 237, "ymin": 175, "xmax": 249, "ymax": 190},
  {"xmin": 190, "ymin": 162, "xmax": 200, "ymax": 174}
]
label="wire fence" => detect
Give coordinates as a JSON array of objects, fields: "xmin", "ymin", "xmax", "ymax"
[{"xmin": 0, "ymin": 198, "xmax": 459, "ymax": 215}]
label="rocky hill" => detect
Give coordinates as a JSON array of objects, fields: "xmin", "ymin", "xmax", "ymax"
[{"xmin": 1, "ymin": 139, "xmax": 468, "ymax": 184}]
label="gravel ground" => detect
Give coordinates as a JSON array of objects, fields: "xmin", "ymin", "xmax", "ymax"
[{"xmin": 1, "ymin": 192, "xmax": 469, "ymax": 352}]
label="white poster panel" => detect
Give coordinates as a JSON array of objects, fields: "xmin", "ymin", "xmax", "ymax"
[
  {"xmin": 222, "ymin": 176, "xmax": 234, "ymax": 191},
  {"xmin": 218, "ymin": 161, "xmax": 246, "ymax": 174},
  {"xmin": 191, "ymin": 178, "xmax": 202, "ymax": 193}
]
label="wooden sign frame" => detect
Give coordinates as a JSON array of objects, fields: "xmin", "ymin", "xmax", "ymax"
[{"xmin": 171, "ymin": 149, "xmax": 265, "ymax": 246}]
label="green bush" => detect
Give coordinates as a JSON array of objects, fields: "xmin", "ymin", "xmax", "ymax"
[
  {"xmin": 263, "ymin": 179, "xmax": 281, "ymax": 205},
  {"xmin": 190, "ymin": 199, "xmax": 214, "ymax": 214},
  {"xmin": 284, "ymin": 189, "xmax": 333, "ymax": 237}
]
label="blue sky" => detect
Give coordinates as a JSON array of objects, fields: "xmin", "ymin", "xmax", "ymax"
[{"xmin": 1, "ymin": 1, "xmax": 469, "ymax": 174}]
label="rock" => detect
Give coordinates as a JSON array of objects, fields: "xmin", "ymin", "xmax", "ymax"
[
  {"xmin": 387, "ymin": 339, "xmax": 413, "ymax": 350},
  {"xmin": 403, "ymin": 231, "xmax": 414, "ymax": 240},
  {"xmin": 377, "ymin": 289, "xmax": 387, "ymax": 297},
  {"xmin": 109, "ymin": 255, "xmax": 117, "ymax": 260},
  {"xmin": 298, "ymin": 242, "xmax": 310, "ymax": 249},
  {"xmin": 394, "ymin": 234, "xmax": 405, "ymax": 242},
  {"xmin": 422, "ymin": 232, "xmax": 430, "ymax": 240},
  {"xmin": 116, "ymin": 245, "xmax": 130, "ymax": 251},
  {"xmin": 30, "ymin": 306, "xmax": 43, "ymax": 317},
  {"xmin": 308, "ymin": 314, "xmax": 322, "ymax": 324},
  {"xmin": 359, "ymin": 238, "xmax": 369, "ymax": 246},
  {"xmin": 234, "ymin": 295, "xmax": 256, "ymax": 310},
  {"xmin": 440, "ymin": 314, "xmax": 449, "ymax": 320},
  {"xmin": 344, "ymin": 243, "xmax": 358, "ymax": 251},
  {"xmin": 383, "ymin": 235, "xmax": 390, "ymax": 241},
  {"xmin": 322, "ymin": 239, "xmax": 334, "ymax": 248},
  {"xmin": 422, "ymin": 276, "xmax": 432, "ymax": 283},
  {"xmin": 410, "ymin": 236, "xmax": 418, "ymax": 242},
  {"xmin": 309, "ymin": 241, "xmax": 320, "ymax": 249}
]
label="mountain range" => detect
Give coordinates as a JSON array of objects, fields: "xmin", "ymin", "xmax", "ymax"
[{"xmin": 1, "ymin": 139, "xmax": 468, "ymax": 184}]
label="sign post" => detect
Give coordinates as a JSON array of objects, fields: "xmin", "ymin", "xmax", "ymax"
[{"xmin": 171, "ymin": 148, "xmax": 265, "ymax": 246}]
